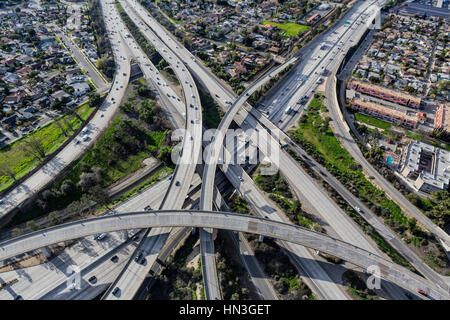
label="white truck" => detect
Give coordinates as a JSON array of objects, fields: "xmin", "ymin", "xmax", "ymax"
[{"xmin": 285, "ymin": 106, "xmax": 292, "ymax": 114}]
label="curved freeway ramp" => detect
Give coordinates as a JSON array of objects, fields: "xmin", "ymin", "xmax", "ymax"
[{"xmin": 0, "ymin": 210, "xmax": 448, "ymax": 300}]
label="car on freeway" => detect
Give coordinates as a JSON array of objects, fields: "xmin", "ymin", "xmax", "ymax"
[
  {"xmin": 175, "ymin": 181, "xmax": 181, "ymax": 186},
  {"xmin": 88, "ymin": 276, "xmax": 97, "ymax": 284},
  {"xmin": 110, "ymin": 255, "xmax": 119, "ymax": 263},
  {"xmin": 417, "ymin": 289, "xmax": 428, "ymax": 297},
  {"xmin": 96, "ymin": 233, "xmax": 107, "ymax": 241},
  {"xmin": 131, "ymin": 234, "xmax": 140, "ymax": 241},
  {"xmin": 112, "ymin": 287, "xmax": 120, "ymax": 297},
  {"xmin": 134, "ymin": 252, "xmax": 144, "ymax": 263}
]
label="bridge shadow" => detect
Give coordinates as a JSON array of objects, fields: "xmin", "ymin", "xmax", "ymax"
[
  {"xmin": 281, "ymin": 246, "xmax": 421, "ymax": 300},
  {"xmin": 41, "ymin": 157, "xmax": 66, "ymax": 177}
]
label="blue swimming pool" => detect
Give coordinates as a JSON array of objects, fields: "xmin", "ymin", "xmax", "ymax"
[{"xmin": 387, "ymin": 156, "xmax": 394, "ymax": 164}]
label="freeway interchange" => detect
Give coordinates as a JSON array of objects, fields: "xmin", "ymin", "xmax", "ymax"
[{"xmin": 0, "ymin": 0, "xmax": 448, "ymax": 301}]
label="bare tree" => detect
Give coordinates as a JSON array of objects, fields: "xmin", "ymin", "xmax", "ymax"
[
  {"xmin": 63, "ymin": 105, "xmax": 83, "ymax": 122},
  {"xmin": 62, "ymin": 116, "xmax": 74, "ymax": 132},
  {"xmin": 55, "ymin": 120, "xmax": 69, "ymax": 137},
  {"xmin": 23, "ymin": 136, "xmax": 46, "ymax": 160},
  {"xmin": 0, "ymin": 162, "xmax": 16, "ymax": 181}
]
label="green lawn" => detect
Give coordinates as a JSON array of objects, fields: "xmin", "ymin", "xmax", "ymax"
[
  {"xmin": 168, "ymin": 16, "xmax": 182, "ymax": 24},
  {"xmin": 406, "ymin": 130, "xmax": 424, "ymax": 141},
  {"xmin": 0, "ymin": 102, "xmax": 95, "ymax": 191},
  {"xmin": 262, "ymin": 20, "xmax": 310, "ymax": 37},
  {"xmin": 354, "ymin": 113, "xmax": 391, "ymax": 130}
]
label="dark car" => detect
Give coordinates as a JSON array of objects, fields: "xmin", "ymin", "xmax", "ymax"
[
  {"xmin": 134, "ymin": 252, "xmax": 143, "ymax": 263},
  {"xmin": 88, "ymin": 276, "xmax": 97, "ymax": 284},
  {"xmin": 112, "ymin": 287, "xmax": 120, "ymax": 297},
  {"xmin": 14, "ymin": 295, "xmax": 23, "ymax": 300},
  {"xmin": 131, "ymin": 234, "xmax": 140, "ymax": 241},
  {"xmin": 110, "ymin": 255, "xmax": 119, "ymax": 263}
]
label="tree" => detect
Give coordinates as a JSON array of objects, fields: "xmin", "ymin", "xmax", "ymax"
[
  {"xmin": 48, "ymin": 211, "xmax": 61, "ymax": 225},
  {"xmin": 11, "ymin": 228, "xmax": 23, "ymax": 238},
  {"xmin": 79, "ymin": 172, "xmax": 99, "ymax": 191},
  {"xmin": 62, "ymin": 116, "xmax": 74, "ymax": 132},
  {"xmin": 60, "ymin": 180, "xmax": 74, "ymax": 196},
  {"xmin": 55, "ymin": 120, "xmax": 69, "ymax": 137},
  {"xmin": 23, "ymin": 136, "xmax": 46, "ymax": 160},
  {"xmin": 41, "ymin": 189, "xmax": 55, "ymax": 202},
  {"xmin": 88, "ymin": 91, "xmax": 101, "ymax": 107},
  {"xmin": 88, "ymin": 185, "xmax": 110, "ymax": 210},
  {"xmin": 26, "ymin": 220, "xmax": 40, "ymax": 231},
  {"xmin": 157, "ymin": 145, "xmax": 173, "ymax": 166},
  {"xmin": 0, "ymin": 162, "xmax": 16, "ymax": 181}
]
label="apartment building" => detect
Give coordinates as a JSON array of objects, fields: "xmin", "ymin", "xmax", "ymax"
[
  {"xmin": 347, "ymin": 80, "xmax": 421, "ymax": 108},
  {"xmin": 400, "ymin": 141, "xmax": 450, "ymax": 193},
  {"xmin": 434, "ymin": 104, "xmax": 450, "ymax": 133},
  {"xmin": 350, "ymin": 97, "xmax": 420, "ymax": 128}
]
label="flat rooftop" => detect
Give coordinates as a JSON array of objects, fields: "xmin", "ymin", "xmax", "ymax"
[{"xmin": 403, "ymin": 141, "xmax": 450, "ymax": 189}]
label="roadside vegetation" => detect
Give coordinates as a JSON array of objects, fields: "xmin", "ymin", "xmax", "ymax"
[
  {"xmin": 87, "ymin": 0, "xmax": 115, "ymax": 80},
  {"xmin": 147, "ymin": 232, "xmax": 203, "ymax": 300},
  {"xmin": 0, "ymin": 101, "xmax": 96, "ymax": 192},
  {"xmin": 198, "ymin": 88, "xmax": 223, "ymax": 128},
  {"xmin": 8, "ymin": 79, "xmax": 173, "ymax": 228},
  {"xmin": 215, "ymin": 230, "xmax": 255, "ymax": 300},
  {"xmin": 342, "ymin": 270, "xmax": 379, "ymax": 300},
  {"xmin": 245, "ymin": 234, "xmax": 314, "ymax": 300},
  {"xmin": 289, "ymin": 95, "xmax": 449, "ymax": 273},
  {"xmin": 288, "ymin": 148, "xmax": 414, "ymax": 270},
  {"xmin": 253, "ymin": 166, "xmax": 325, "ymax": 233},
  {"xmin": 227, "ymin": 195, "xmax": 251, "ymax": 214}
]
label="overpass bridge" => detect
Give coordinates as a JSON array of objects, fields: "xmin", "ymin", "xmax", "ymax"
[{"xmin": 0, "ymin": 210, "xmax": 448, "ymax": 300}]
